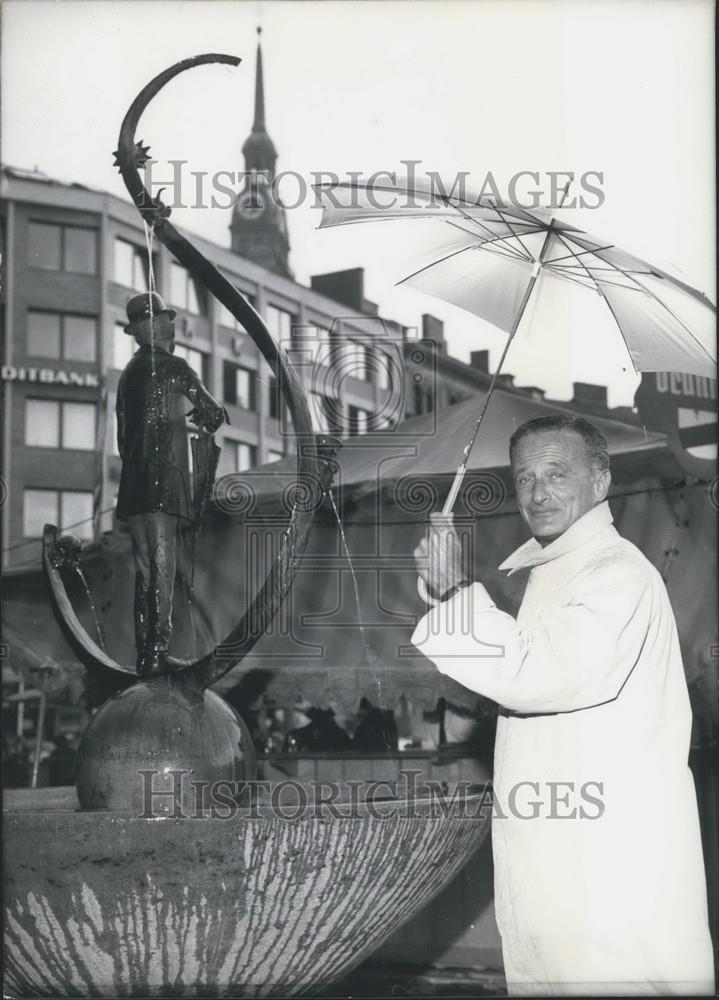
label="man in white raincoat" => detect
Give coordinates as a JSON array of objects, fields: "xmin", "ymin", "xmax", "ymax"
[{"xmin": 412, "ymin": 415, "xmax": 714, "ymax": 996}]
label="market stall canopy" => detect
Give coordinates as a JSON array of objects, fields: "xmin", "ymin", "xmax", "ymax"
[
  {"xmin": 225, "ymin": 388, "xmax": 669, "ymax": 514},
  {"xmin": 3, "ymin": 397, "xmax": 715, "ymax": 733}
]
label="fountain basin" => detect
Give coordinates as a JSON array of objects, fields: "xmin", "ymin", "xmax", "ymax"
[{"xmin": 4, "ymin": 785, "xmax": 491, "ymax": 998}]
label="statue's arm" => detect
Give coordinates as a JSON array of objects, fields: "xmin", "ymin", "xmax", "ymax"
[{"xmin": 176, "ymin": 363, "xmax": 227, "ymax": 433}]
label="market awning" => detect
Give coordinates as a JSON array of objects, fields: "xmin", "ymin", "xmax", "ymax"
[{"xmin": 2, "ymin": 398, "xmax": 714, "ymax": 731}]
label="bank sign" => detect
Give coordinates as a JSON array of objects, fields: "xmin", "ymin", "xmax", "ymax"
[
  {"xmin": 1, "ymin": 365, "xmax": 100, "ymax": 388},
  {"xmin": 635, "ymin": 372, "xmax": 717, "ymax": 477}
]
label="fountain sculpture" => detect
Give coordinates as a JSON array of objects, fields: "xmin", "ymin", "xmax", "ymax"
[{"xmin": 3, "ymin": 55, "xmax": 491, "ymax": 997}]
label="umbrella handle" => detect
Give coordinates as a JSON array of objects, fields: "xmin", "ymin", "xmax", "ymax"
[
  {"xmin": 416, "ymin": 463, "xmax": 468, "ymax": 606},
  {"xmin": 441, "ymin": 462, "xmax": 467, "ymax": 515}
]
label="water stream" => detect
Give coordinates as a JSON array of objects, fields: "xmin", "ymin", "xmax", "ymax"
[
  {"xmin": 327, "ymin": 489, "xmax": 384, "ymax": 708},
  {"xmin": 74, "ymin": 567, "xmax": 106, "ymax": 652}
]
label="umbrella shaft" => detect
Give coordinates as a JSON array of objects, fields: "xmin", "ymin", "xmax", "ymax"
[
  {"xmin": 440, "ymin": 256, "xmax": 547, "ymax": 516},
  {"xmin": 442, "ymin": 464, "xmax": 467, "ymax": 514}
]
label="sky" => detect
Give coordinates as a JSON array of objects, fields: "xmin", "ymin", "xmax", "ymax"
[{"xmin": 2, "ymin": 0, "xmax": 715, "ymax": 407}]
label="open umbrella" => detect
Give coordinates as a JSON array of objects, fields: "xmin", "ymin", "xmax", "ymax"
[
  {"xmin": 315, "ymin": 176, "xmax": 716, "ymax": 599},
  {"xmin": 316, "ymin": 176, "xmax": 716, "ymax": 508}
]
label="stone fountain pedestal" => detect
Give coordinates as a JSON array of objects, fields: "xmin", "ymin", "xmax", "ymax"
[{"xmin": 4, "ymin": 784, "xmax": 490, "ymax": 998}]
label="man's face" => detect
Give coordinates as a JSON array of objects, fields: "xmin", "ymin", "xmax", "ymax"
[{"xmin": 511, "ymin": 430, "xmax": 610, "ymax": 545}]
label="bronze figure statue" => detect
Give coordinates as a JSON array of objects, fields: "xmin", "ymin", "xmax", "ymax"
[{"xmin": 116, "ymin": 291, "xmax": 229, "ymax": 676}]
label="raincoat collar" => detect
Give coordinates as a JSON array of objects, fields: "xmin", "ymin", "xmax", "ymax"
[{"xmin": 499, "ymin": 501, "xmax": 614, "ymax": 576}]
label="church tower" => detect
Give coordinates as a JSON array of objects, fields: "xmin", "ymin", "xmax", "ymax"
[{"xmin": 230, "ymin": 28, "xmax": 292, "ymax": 278}]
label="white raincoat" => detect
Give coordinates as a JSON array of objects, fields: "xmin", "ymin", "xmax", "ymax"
[{"xmin": 412, "ymin": 501, "xmax": 714, "ymax": 995}]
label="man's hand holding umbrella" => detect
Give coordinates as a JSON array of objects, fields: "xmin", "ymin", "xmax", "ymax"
[{"xmin": 414, "ymin": 513, "xmax": 470, "ymax": 605}]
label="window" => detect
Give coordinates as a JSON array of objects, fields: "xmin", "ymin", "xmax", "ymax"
[
  {"xmin": 311, "ymin": 391, "xmax": 338, "ymax": 433},
  {"xmin": 27, "ymin": 311, "xmax": 97, "ymax": 362},
  {"xmin": 170, "ymin": 261, "xmax": 206, "ymax": 315},
  {"xmin": 61, "ymin": 492, "xmax": 94, "ymax": 538},
  {"xmin": 175, "ymin": 343, "xmax": 206, "ymax": 381},
  {"xmin": 313, "ymin": 325, "xmax": 331, "ymax": 347},
  {"xmin": 413, "ymin": 383, "xmax": 434, "ymax": 415},
  {"xmin": 27, "ymin": 312, "xmax": 60, "ymax": 357},
  {"xmin": 216, "ymin": 301, "xmax": 240, "ymax": 330},
  {"xmin": 28, "ymin": 223, "xmax": 61, "ymax": 270},
  {"xmin": 348, "ymin": 405, "xmax": 370, "ymax": 437},
  {"xmin": 65, "ymin": 228, "xmax": 97, "ymax": 273},
  {"xmin": 113, "ymin": 323, "xmax": 136, "ymax": 370},
  {"xmin": 223, "ymin": 362, "xmax": 255, "ymax": 409},
  {"xmin": 23, "ymin": 489, "xmax": 94, "ymax": 540},
  {"xmin": 26, "ymin": 399, "xmax": 96, "ymax": 450},
  {"xmin": 373, "ymin": 347, "xmax": 392, "ymax": 390},
  {"xmin": 23, "ymin": 489, "xmax": 58, "ymax": 537},
  {"xmin": 266, "ymin": 305, "xmax": 294, "ymax": 346},
  {"xmin": 316, "ymin": 325, "xmax": 333, "ymax": 365},
  {"xmin": 25, "ymin": 400, "xmax": 59, "ymax": 448},
  {"xmin": 113, "ymin": 239, "xmax": 151, "ymax": 291},
  {"xmin": 63, "ymin": 316, "xmax": 97, "ymax": 361},
  {"xmin": 228, "ymin": 441, "xmax": 256, "ymax": 472},
  {"xmin": 345, "ymin": 341, "xmax": 370, "ymax": 380},
  {"xmin": 28, "ymin": 222, "xmax": 97, "ymax": 274},
  {"xmin": 268, "ymin": 376, "xmax": 280, "ymax": 420},
  {"xmin": 267, "ymin": 448, "xmax": 284, "ymax": 463},
  {"xmin": 215, "ymin": 297, "xmax": 252, "ymax": 331},
  {"xmin": 62, "ymin": 402, "xmax": 96, "ymax": 449},
  {"xmin": 296, "ymin": 324, "xmax": 332, "ymax": 364},
  {"xmin": 268, "ymin": 375, "xmax": 291, "ymax": 435}
]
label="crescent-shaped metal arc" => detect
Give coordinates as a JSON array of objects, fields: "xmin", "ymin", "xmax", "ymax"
[
  {"xmin": 43, "ymin": 525, "xmax": 136, "ymax": 678},
  {"xmin": 44, "ymin": 54, "xmax": 322, "ymax": 693},
  {"xmin": 42, "ymin": 524, "xmax": 194, "ymax": 678}
]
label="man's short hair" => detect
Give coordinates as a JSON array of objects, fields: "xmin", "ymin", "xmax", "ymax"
[{"xmin": 509, "ymin": 415, "xmax": 610, "ymax": 472}]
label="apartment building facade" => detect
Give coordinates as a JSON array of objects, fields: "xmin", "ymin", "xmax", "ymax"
[{"xmin": 0, "ymin": 167, "xmax": 420, "ymax": 567}]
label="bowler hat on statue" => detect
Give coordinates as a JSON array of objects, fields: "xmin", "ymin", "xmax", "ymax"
[{"xmin": 124, "ymin": 292, "xmax": 176, "ymax": 333}]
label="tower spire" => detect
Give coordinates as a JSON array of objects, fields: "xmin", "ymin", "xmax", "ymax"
[
  {"xmin": 253, "ymin": 27, "xmax": 266, "ymax": 132},
  {"xmin": 241, "ymin": 25, "xmax": 277, "ymax": 175},
  {"xmin": 231, "ymin": 26, "xmax": 291, "ymax": 278}
]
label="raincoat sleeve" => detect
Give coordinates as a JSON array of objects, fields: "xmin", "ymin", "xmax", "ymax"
[
  {"xmin": 175, "ymin": 360, "xmax": 226, "ymax": 433},
  {"xmin": 411, "ymin": 558, "xmax": 653, "ymax": 714}
]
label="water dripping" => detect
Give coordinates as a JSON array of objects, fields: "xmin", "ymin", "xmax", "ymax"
[
  {"xmin": 74, "ymin": 567, "xmax": 106, "ymax": 652},
  {"xmin": 326, "ymin": 488, "xmax": 384, "ymax": 708}
]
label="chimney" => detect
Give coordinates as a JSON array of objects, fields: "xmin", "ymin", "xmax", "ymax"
[
  {"xmin": 470, "ymin": 349, "xmax": 489, "ymax": 373},
  {"xmin": 311, "ymin": 268, "xmax": 366, "ymax": 311},
  {"xmin": 496, "ymin": 373, "xmax": 515, "ymax": 387},
  {"xmin": 422, "ymin": 314, "xmax": 446, "ymax": 353},
  {"xmin": 573, "ymin": 381, "xmax": 608, "ymax": 409}
]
